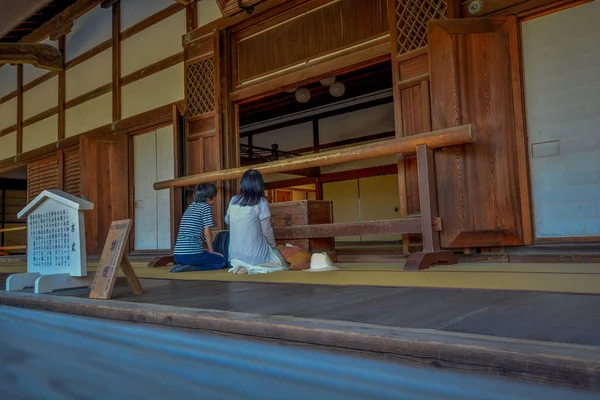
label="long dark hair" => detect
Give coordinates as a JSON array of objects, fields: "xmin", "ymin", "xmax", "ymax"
[{"xmin": 233, "ymin": 169, "xmax": 265, "ymax": 206}]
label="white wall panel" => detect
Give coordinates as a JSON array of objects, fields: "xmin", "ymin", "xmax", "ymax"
[
  {"xmin": 121, "ymin": 0, "xmax": 173, "ymax": 31},
  {"xmin": 65, "ymin": 92, "xmax": 112, "ymax": 138},
  {"xmin": 0, "ymin": 133, "xmax": 17, "ymax": 161},
  {"xmin": 523, "ymin": 0, "xmax": 600, "ymax": 238},
  {"xmin": 0, "ymin": 65, "xmax": 17, "ymax": 98},
  {"xmin": 121, "ymin": 10, "xmax": 185, "ymax": 76},
  {"xmin": 23, "ymin": 76, "xmax": 59, "ymax": 120},
  {"xmin": 197, "ymin": 0, "xmax": 222, "ymax": 27},
  {"xmin": 0, "ymin": 98, "xmax": 17, "ymax": 130},
  {"xmin": 66, "ymin": 5, "xmax": 112, "ymax": 60},
  {"xmin": 66, "ymin": 49, "xmax": 112, "ymax": 101},
  {"xmin": 23, "ymin": 115, "xmax": 58, "ymax": 153},
  {"xmin": 23, "ymin": 38, "xmax": 58, "ymax": 85},
  {"xmin": 121, "ymin": 63, "xmax": 184, "ymax": 118}
]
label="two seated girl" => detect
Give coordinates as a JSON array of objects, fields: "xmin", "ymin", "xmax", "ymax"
[{"xmin": 171, "ymin": 169, "xmax": 287, "ymax": 275}]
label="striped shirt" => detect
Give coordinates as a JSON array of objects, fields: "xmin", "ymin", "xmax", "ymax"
[{"xmin": 174, "ymin": 202, "xmax": 214, "ymax": 255}]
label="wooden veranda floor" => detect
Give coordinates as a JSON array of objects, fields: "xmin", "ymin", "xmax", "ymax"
[{"xmin": 2, "ymin": 271, "xmax": 600, "ymax": 392}]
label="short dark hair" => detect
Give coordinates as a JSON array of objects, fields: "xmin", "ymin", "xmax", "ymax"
[
  {"xmin": 193, "ymin": 183, "xmax": 217, "ymax": 203},
  {"xmin": 232, "ymin": 169, "xmax": 265, "ymax": 207}
]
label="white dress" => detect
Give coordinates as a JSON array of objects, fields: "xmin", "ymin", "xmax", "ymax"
[{"xmin": 225, "ymin": 197, "xmax": 287, "ymax": 274}]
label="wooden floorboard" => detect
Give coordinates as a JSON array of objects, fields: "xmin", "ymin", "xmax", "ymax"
[{"xmin": 3, "ymin": 272, "xmax": 596, "ymax": 347}]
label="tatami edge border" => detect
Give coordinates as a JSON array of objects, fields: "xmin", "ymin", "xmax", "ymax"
[{"xmin": 1, "ymin": 290, "xmax": 599, "ymax": 392}]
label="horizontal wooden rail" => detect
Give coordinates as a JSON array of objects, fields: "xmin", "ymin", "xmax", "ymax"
[
  {"xmin": 0, "ymin": 226, "xmax": 27, "ymax": 233},
  {"xmin": 0, "ymin": 245, "xmax": 27, "ymax": 251},
  {"xmin": 154, "ymin": 124, "xmax": 475, "ymax": 190},
  {"xmin": 273, "ymin": 218, "xmax": 422, "ymax": 239}
]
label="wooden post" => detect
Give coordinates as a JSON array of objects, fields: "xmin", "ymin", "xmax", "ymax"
[
  {"xmin": 16, "ymin": 65, "xmax": 23, "ymax": 154},
  {"xmin": 404, "ymin": 145, "xmax": 457, "ymax": 270},
  {"xmin": 397, "ymin": 154, "xmax": 409, "ymax": 255},
  {"xmin": 112, "ymin": 0, "xmax": 121, "ymax": 122},
  {"xmin": 58, "ymin": 36, "xmax": 66, "ymax": 140}
]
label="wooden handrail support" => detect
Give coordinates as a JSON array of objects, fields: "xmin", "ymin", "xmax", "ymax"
[
  {"xmin": 151, "ymin": 125, "xmax": 475, "ymax": 271},
  {"xmin": 0, "ymin": 226, "xmax": 27, "ymax": 233},
  {"xmin": 154, "ymin": 125, "xmax": 474, "ymax": 190},
  {"xmin": 0, "ymin": 245, "xmax": 27, "ymax": 251}
]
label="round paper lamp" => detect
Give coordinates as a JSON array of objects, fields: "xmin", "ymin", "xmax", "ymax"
[
  {"xmin": 295, "ymin": 88, "xmax": 311, "ymax": 103},
  {"xmin": 329, "ymin": 82, "xmax": 345, "ymax": 98}
]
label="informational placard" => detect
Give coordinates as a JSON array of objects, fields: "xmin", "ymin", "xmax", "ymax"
[
  {"xmin": 90, "ymin": 219, "xmax": 144, "ymax": 300},
  {"xmin": 21, "ymin": 191, "xmax": 92, "ymax": 277},
  {"xmin": 28, "ymin": 207, "xmax": 81, "ymax": 273}
]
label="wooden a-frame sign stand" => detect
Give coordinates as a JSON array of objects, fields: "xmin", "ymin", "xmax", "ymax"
[{"xmin": 90, "ymin": 219, "xmax": 144, "ymax": 300}]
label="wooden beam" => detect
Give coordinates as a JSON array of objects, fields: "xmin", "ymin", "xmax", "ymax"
[
  {"xmin": 274, "ymin": 218, "xmax": 422, "ymax": 239},
  {"xmin": 49, "ymin": 20, "xmax": 74, "ymax": 41},
  {"xmin": 120, "ymin": 52, "xmax": 183, "ymax": 86},
  {"xmin": 0, "ymin": 44, "xmax": 63, "ymax": 71},
  {"xmin": 23, "ymin": 71, "xmax": 58, "ymax": 92},
  {"xmin": 21, "ymin": 0, "xmax": 102, "ymax": 44},
  {"xmin": 121, "ymin": 3, "xmax": 186, "ymax": 41},
  {"xmin": 154, "ymin": 124, "xmax": 476, "ymax": 190},
  {"xmin": 65, "ymin": 39, "xmax": 111, "ymax": 70},
  {"xmin": 16, "ymin": 65, "xmax": 23, "ymax": 155},
  {"xmin": 112, "ymin": 1, "xmax": 121, "ymax": 122},
  {"xmin": 230, "ymin": 38, "xmax": 390, "ymax": 103}
]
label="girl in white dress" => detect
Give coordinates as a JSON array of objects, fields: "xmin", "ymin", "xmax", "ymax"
[{"xmin": 225, "ymin": 169, "xmax": 288, "ymax": 274}]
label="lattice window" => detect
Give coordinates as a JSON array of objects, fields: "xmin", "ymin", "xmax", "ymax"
[
  {"xmin": 186, "ymin": 58, "xmax": 215, "ymax": 117},
  {"xmin": 396, "ymin": 0, "xmax": 447, "ymax": 54},
  {"xmin": 64, "ymin": 148, "xmax": 81, "ymax": 197},
  {"xmin": 27, "ymin": 156, "xmax": 59, "ymax": 202}
]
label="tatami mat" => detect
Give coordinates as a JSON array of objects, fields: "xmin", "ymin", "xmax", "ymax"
[{"xmin": 2, "ymin": 261, "xmax": 600, "ymax": 294}]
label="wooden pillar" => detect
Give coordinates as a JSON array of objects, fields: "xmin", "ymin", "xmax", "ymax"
[
  {"xmin": 186, "ymin": 1, "xmax": 198, "ymax": 31},
  {"xmin": 396, "ymin": 154, "xmax": 409, "ymax": 255},
  {"xmin": 416, "ymin": 145, "xmax": 438, "ymax": 252},
  {"xmin": 112, "ymin": 1, "xmax": 121, "ymax": 122},
  {"xmin": 16, "ymin": 65, "xmax": 23, "ymax": 154},
  {"xmin": 58, "ymin": 36, "xmax": 66, "ymax": 141},
  {"xmin": 387, "ymin": 0, "xmax": 410, "ymax": 256},
  {"xmin": 404, "ymin": 145, "xmax": 457, "ymax": 270}
]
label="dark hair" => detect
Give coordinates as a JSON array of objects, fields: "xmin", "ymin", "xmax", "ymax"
[
  {"xmin": 193, "ymin": 183, "xmax": 217, "ymax": 203},
  {"xmin": 233, "ymin": 169, "xmax": 265, "ymax": 207}
]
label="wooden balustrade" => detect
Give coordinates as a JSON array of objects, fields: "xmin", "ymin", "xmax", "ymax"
[
  {"xmin": 152, "ymin": 124, "xmax": 476, "ymax": 270},
  {"xmin": 154, "ymin": 125, "xmax": 474, "ymax": 190}
]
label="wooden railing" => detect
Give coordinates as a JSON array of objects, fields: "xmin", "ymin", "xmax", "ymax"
[
  {"xmin": 0, "ymin": 226, "xmax": 27, "ymax": 254},
  {"xmin": 154, "ymin": 124, "xmax": 476, "ymax": 270}
]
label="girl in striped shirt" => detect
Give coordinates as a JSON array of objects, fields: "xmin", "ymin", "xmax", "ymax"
[{"xmin": 170, "ymin": 184, "xmax": 227, "ymax": 273}]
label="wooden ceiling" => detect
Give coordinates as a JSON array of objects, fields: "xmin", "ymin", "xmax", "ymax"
[
  {"xmin": 0, "ymin": 0, "xmax": 78, "ymax": 43},
  {"xmin": 239, "ymin": 61, "xmax": 393, "ymax": 127}
]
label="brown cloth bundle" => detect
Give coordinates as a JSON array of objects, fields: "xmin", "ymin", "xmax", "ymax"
[{"xmin": 278, "ymin": 245, "xmax": 311, "ymax": 270}]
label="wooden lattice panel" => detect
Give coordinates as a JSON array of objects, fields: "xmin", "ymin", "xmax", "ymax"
[
  {"xmin": 27, "ymin": 156, "xmax": 59, "ymax": 203},
  {"xmin": 186, "ymin": 58, "xmax": 215, "ymax": 117},
  {"xmin": 64, "ymin": 148, "xmax": 81, "ymax": 197},
  {"xmin": 396, "ymin": 0, "xmax": 447, "ymax": 54}
]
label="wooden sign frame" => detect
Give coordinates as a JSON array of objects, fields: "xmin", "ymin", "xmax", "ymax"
[{"xmin": 90, "ymin": 219, "xmax": 144, "ymax": 300}]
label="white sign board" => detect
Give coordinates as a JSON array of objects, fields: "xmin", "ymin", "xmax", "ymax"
[{"xmin": 18, "ymin": 190, "xmax": 93, "ymax": 277}]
